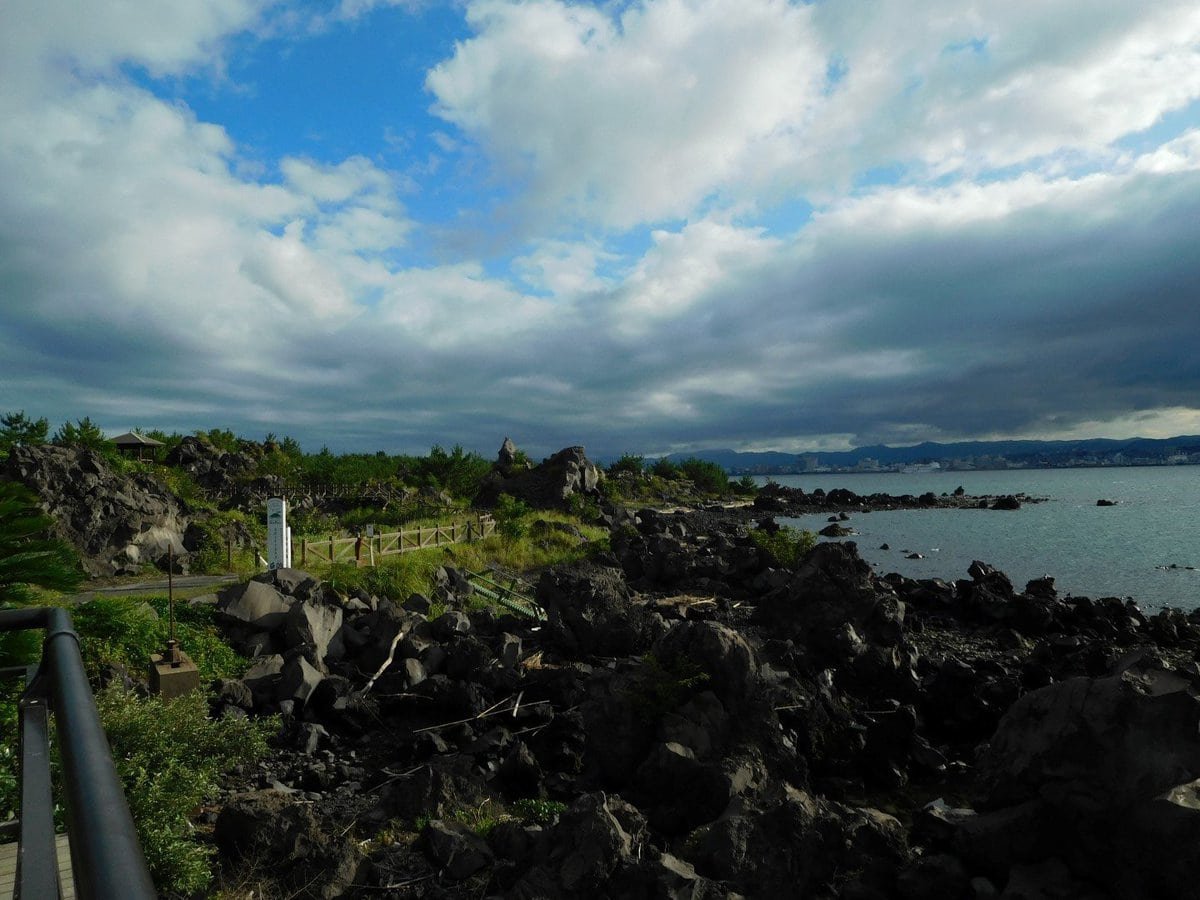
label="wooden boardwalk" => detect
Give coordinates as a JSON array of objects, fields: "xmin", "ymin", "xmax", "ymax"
[{"xmin": 0, "ymin": 835, "xmax": 74, "ymax": 899}]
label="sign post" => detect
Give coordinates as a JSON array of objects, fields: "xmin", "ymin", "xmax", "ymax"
[{"xmin": 267, "ymin": 497, "xmax": 289, "ymax": 570}]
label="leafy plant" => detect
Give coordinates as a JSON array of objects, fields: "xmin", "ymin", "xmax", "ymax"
[
  {"xmin": 511, "ymin": 797, "xmax": 567, "ymax": 825},
  {"xmin": 71, "ymin": 595, "xmax": 247, "ymax": 682},
  {"xmin": 749, "ymin": 524, "xmax": 817, "ymax": 568},
  {"xmin": 607, "ymin": 454, "xmax": 645, "ymax": 476},
  {"xmin": 626, "ymin": 652, "xmax": 711, "ymax": 724},
  {"xmin": 678, "ymin": 458, "xmax": 731, "ymax": 495},
  {"xmin": 494, "ymin": 493, "xmax": 531, "ymax": 544},
  {"xmin": 0, "ymin": 482, "xmax": 82, "ymax": 605},
  {"xmin": 96, "ymin": 684, "xmax": 275, "ymax": 895}
]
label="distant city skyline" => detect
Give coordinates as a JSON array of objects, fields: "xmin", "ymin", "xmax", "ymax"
[{"xmin": 3, "ymin": 1, "xmax": 1199, "ymax": 460}]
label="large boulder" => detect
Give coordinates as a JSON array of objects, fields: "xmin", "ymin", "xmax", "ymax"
[
  {"xmin": 756, "ymin": 541, "xmax": 906, "ymax": 662},
  {"xmin": 164, "ymin": 434, "xmax": 257, "ymax": 492},
  {"xmin": 215, "ymin": 790, "xmax": 361, "ymax": 898},
  {"xmin": 537, "ymin": 562, "xmax": 660, "ymax": 657},
  {"xmin": 475, "ymin": 443, "xmax": 603, "ymax": 510},
  {"xmin": 2, "ymin": 444, "xmax": 189, "ymax": 576},
  {"xmin": 980, "ymin": 670, "xmax": 1200, "ymax": 813}
]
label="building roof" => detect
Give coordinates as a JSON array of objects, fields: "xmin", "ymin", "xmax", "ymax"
[{"xmin": 111, "ymin": 431, "xmax": 165, "ymax": 447}]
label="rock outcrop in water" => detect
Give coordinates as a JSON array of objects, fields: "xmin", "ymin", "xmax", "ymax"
[{"xmin": 202, "ymin": 504, "xmax": 1200, "ymax": 898}]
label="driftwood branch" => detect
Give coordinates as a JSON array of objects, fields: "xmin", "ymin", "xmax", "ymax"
[
  {"xmin": 362, "ymin": 629, "xmax": 406, "ymax": 695},
  {"xmin": 412, "ymin": 694, "xmax": 551, "ymax": 734}
]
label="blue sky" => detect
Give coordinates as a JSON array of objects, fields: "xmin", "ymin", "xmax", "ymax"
[{"xmin": 2, "ymin": 0, "xmax": 1200, "ymax": 459}]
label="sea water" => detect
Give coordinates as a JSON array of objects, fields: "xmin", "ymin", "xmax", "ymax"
[{"xmin": 762, "ymin": 466, "xmax": 1200, "ymax": 612}]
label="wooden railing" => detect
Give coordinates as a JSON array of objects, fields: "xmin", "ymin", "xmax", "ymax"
[{"xmin": 298, "ymin": 515, "xmax": 495, "ymax": 567}]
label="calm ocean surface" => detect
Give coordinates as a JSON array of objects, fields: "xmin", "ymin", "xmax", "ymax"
[{"xmin": 761, "ymin": 467, "xmax": 1200, "ymax": 612}]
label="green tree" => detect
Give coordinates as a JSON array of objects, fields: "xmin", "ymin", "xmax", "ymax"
[
  {"xmin": 650, "ymin": 457, "xmax": 681, "ymax": 479},
  {"xmin": 0, "ymin": 482, "xmax": 82, "ymax": 605},
  {"xmin": 52, "ymin": 416, "xmax": 110, "ymax": 451},
  {"xmin": 607, "ymin": 454, "xmax": 645, "ymax": 476},
  {"xmin": 413, "ymin": 444, "xmax": 491, "ymax": 499},
  {"xmin": 678, "ymin": 458, "xmax": 731, "ymax": 495},
  {"xmin": 0, "ymin": 410, "xmax": 49, "ymax": 454}
]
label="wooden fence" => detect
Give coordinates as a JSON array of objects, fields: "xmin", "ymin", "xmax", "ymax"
[{"xmin": 298, "ymin": 514, "xmax": 495, "ymax": 567}]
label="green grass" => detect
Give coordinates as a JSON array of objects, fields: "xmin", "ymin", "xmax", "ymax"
[{"xmin": 300, "ymin": 510, "xmax": 607, "ymax": 607}]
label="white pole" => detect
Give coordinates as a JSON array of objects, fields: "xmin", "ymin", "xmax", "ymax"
[{"xmin": 267, "ymin": 498, "xmax": 288, "ymax": 570}]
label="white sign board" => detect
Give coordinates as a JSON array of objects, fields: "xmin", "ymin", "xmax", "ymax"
[{"xmin": 267, "ymin": 498, "xmax": 289, "ymax": 570}]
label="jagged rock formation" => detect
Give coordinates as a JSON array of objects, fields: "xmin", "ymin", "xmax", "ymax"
[
  {"xmin": 204, "ymin": 508, "xmax": 1200, "ymax": 898},
  {"xmin": 474, "ymin": 441, "xmax": 603, "ymax": 510},
  {"xmin": 2, "ymin": 444, "xmax": 190, "ymax": 576},
  {"xmin": 165, "ymin": 435, "xmax": 284, "ymax": 510}
]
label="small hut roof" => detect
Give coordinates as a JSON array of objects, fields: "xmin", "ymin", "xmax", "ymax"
[{"xmin": 111, "ymin": 431, "xmax": 165, "ymax": 447}]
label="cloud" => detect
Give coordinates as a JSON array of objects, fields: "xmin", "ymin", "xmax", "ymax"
[
  {"xmin": 1, "ymin": 0, "xmax": 1199, "ymax": 460},
  {"xmin": 426, "ymin": 0, "xmax": 827, "ymax": 229}
]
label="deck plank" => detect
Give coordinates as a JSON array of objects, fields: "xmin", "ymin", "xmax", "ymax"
[{"xmin": 0, "ymin": 835, "xmax": 74, "ymax": 899}]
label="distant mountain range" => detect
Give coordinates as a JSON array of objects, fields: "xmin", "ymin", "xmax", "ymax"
[{"xmin": 648, "ymin": 436, "xmax": 1200, "ymax": 473}]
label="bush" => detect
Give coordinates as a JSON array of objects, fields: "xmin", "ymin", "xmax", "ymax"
[
  {"xmin": 749, "ymin": 525, "xmax": 817, "ymax": 568},
  {"xmin": 71, "ymin": 595, "xmax": 247, "ymax": 681},
  {"xmin": 678, "ymin": 458, "xmax": 731, "ymax": 495},
  {"xmin": 97, "ymin": 684, "xmax": 274, "ymax": 895},
  {"xmin": 494, "ymin": 494, "xmax": 531, "ymax": 544},
  {"xmin": 607, "ymin": 454, "xmax": 645, "ymax": 476},
  {"xmin": 0, "ymin": 481, "xmax": 83, "ymax": 604},
  {"xmin": 733, "ymin": 474, "xmax": 759, "ymax": 496},
  {"xmin": 650, "ymin": 458, "xmax": 681, "ymax": 479}
]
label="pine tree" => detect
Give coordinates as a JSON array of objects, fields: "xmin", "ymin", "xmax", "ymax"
[
  {"xmin": 52, "ymin": 416, "xmax": 109, "ymax": 451},
  {"xmin": 0, "ymin": 410, "xmax": 49, "ymax": 454}
]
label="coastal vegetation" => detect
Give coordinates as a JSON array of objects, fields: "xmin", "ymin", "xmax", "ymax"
[{"xmin": 0, "ymin": 416, "xmax": 757, "ymax": 894}]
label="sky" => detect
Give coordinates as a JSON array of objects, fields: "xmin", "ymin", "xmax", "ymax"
[{"xmin": 2, "ymin": 0, "xmax": 1199, "ymax": 460}]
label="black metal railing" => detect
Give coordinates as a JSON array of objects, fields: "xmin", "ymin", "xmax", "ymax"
[{"xmin": 0, "ymin": 607, "xmax": 155, "ymax": 899}]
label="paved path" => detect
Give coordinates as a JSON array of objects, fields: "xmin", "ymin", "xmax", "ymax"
[
  {"xmin": 72, "ymin": 574, "xmax": 239, "ymax": 601},
  {"xmin": 0, "ymin": 834, "xmax": 74, "ymax": 899}
]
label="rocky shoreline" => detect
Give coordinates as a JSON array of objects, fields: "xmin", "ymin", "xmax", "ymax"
[{"xmin": 200, "ymin": 503, "xmax": 1200, "ymax": 899}]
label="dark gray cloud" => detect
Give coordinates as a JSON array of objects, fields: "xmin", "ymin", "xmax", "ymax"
[{"xmin": 2, "ymin": 1, "xmax": 1200, "ymax": 460}]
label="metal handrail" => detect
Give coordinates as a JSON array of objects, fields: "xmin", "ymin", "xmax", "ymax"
[{"xmin": 0, "ymin": 607, "xmax": 155, "ymax": 899}]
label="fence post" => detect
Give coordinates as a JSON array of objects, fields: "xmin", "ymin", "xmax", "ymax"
[
  {"xmin": 329, "ymin": 535, "xmax": 335, "ymax": 563},
  {"xmin": 301, "ymin": 539, "xmax": 307, "ymax": 567},
  {"xmin": 418, "ymin": 524, "xmax": 423, "ymax": 548}
]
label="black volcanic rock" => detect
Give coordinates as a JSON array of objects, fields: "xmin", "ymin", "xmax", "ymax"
[
  {"xmin": 475, "ymin": 442, "xmax": 603, "ymax": 510},
  {"xmin": 2, "ymin": 443, "xmax": 189, "ymax": 576}
]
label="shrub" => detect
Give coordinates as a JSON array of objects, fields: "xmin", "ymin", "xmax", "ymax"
[
  {"xmin": 650, "ymin": 457, "xmax": 681, "ymax": 479},
  {"xmin": 511, "ymin": 798, "xmax": 567, "ymax": 825},
  {"xmin": 71, "ymin": 595, "xmax": 247, "ymax": 681},
  {"xmin": 678, "ymin": 458, "xmax": 731, "ymax": 495},
  {"xmin": 0, "ymin": 410, "xmax": 49, "ymax": 455},
  {"xmin": 52, "ymin": 416, "xmax": 112, "ymax": 453},
  {"xmin": 494, "ymin": 494, "xmax": 531, "ymax": 544},
  {"xmin": 607, "ymin": 454, "xmax": 645, "ymax": 476},
  {"xmin": 749, "ymin": 525, "xmax": 817, "ymax": 568},
  {"xmin": 96, "ymin": 684, "xmax": 274, "ymax": 895},
  {"xmin": 0, "ymin": 481, "xmax": 83, "ymax": 605},
  {"xmin": 626, "ymin": 652, "xmax": 710, "ymax": 724},
  {"xmin": 733, "ymin": 474, "xmax": 759, "ymax": 496}
]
